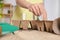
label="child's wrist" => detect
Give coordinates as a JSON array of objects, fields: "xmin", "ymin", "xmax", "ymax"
[{"xmin": 26, "ymin": 3, "xmax": 32, "ymax": 9}]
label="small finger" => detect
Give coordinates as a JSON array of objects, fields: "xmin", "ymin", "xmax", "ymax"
[{"xmin": 32, "ymin": 5, "xmax": 38, "ymax": 15}]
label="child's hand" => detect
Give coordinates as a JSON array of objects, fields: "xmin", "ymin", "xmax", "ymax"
[
  {"xmin": 16, "ymin": 0, "xmax": 47, "ymax": 20},
  {"xmin": 16, "ymin": 0, "xmax": 42, "ymax": 16},
  {"xmin": 27, "ymin": 4, "xmax": 41, "ymax": 16}
]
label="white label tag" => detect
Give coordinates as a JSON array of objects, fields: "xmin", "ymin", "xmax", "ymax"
[{"xmin": 23, "ymin": 13, "xmax": 26, "ymax": 20}]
